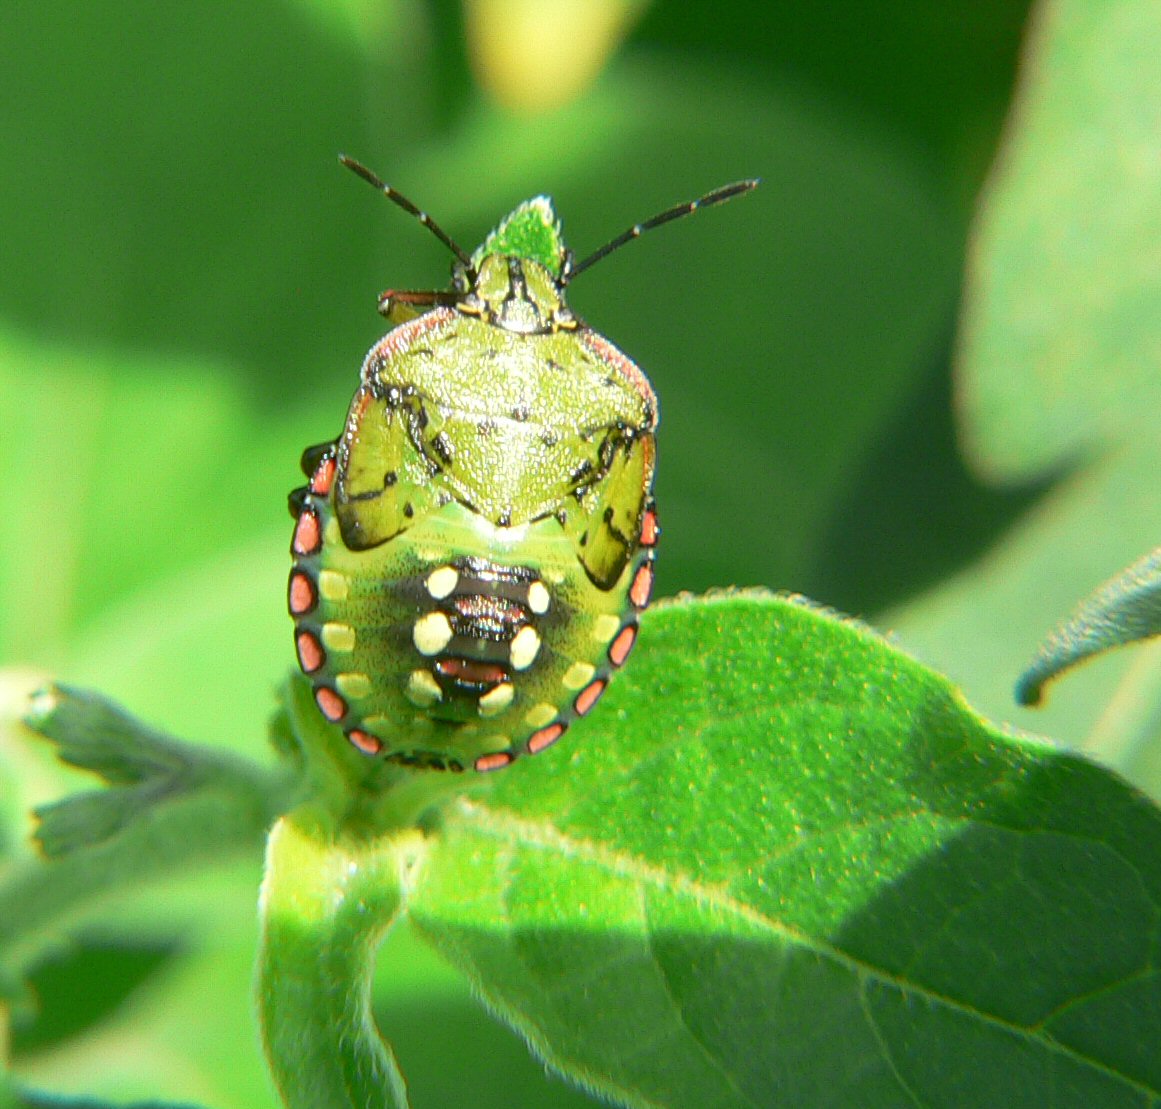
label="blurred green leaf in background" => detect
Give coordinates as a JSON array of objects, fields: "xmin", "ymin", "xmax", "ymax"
[
  {"xmin": 14, "ymin": 0, "xmax": 1161, "ymax": 1104},
  {"xmin": 892, "ymin": 0, "xmax": 1161, "ymax": 788}
]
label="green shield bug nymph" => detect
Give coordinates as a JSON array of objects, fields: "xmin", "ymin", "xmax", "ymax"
[{"xmin": 290, "ymin": 157, "xmax": 757, "ymax": 772}]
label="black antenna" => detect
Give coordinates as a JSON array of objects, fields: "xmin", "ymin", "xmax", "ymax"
[
  {"xmin": 566, "ymin": 179, "xmax": 760, "ymax": 283},
  {"xmin": 340, "ymin": 155, "xmax": 475, "ymax": 273}
]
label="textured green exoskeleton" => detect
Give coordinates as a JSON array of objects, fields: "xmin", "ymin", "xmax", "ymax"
[{"xmin": 290, "ymin": 160, "xmax": 756, "ymax": 771}]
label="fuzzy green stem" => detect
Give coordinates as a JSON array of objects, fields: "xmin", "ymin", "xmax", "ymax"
[{"xmin": 257, "ymin": 813, "xmax": 425, "ymax": 1109}]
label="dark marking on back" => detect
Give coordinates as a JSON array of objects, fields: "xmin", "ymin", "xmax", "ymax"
[
  {"xmin": 570, "ymin": 460, "xmax": 594, "ymax": 485},
  {"xmin": 387, "ymin": 750, "xmax": 464, "ymax": 772},
  {"xmin": 432, "ymin": 432, "xmax": 455, "ymax": 465}
]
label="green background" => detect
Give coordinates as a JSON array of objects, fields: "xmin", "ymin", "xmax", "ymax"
[
  {"xmin": 0, "ymin": 0, "xmax": 1038, "ymax": 756},
  {"xmin": 11, "ymin": 0, "xmax": 1157, "ymax": 1106}
]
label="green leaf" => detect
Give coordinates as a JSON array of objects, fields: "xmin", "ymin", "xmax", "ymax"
[
  {"xmin": 370, "ymin": 922, "xmax": 599, "ymax": 1109},
  {"xmin": 408, "ymin": 593, "xmax": 1161, "ymax": 1108},
  {"xmin": 897, "ymin": 0, "xmax": 1161, "ymax": 792},
  {"xmin": 0, "ymin": 687, "xmax": 291, "ymax": 985},
  {"xmin": 25, "ymin": 685, "xmax": 290, "ymax": 859},
  {"xmin": 1017, "ymin": 546, "xmax": 1161, "ymax": 706},
  {"xmin": 957, "ymin": 0, "xmax": 1161, "ymax": 481},
  {"xmin": 884, "ymin": 448, "xmax": 1161, "ymax": 790}
]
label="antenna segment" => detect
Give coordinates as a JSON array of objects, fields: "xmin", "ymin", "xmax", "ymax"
[
  {"xmin": 340, "ymin": 155, "xmax": 475, "ymax": 272},
  {"xmin": 567, "ymin": 179, "xmax": 760, "ymax": 282}
]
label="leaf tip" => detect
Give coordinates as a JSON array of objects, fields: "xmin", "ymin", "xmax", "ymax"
[
  {"xmin": 1013, "ymin": 670, "xmax": 1046, "ymax": 708},
  {"xmin": 23, "ymin": 682, "xmax": 63, "ymax": 732}
]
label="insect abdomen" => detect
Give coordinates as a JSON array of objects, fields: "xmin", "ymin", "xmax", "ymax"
[{"xmin": 290, "ymin": 445, "xmax": 657, "ymax": 771}]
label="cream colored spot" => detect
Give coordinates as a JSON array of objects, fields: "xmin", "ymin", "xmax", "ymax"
[
  {"xmin": 322, "ymin": 622, "xmax": 356, "ymax": 652},
  {"xmin": 318, "ymin": 569, "xmax": 349, "ymax": 601},
  {"xmin": 563, "ymin": 661, "xmax": 596, "ymax": 690},
  {"xmin": 336, "ymin": 672, "xmax": 373, "ymax": 699},
  {"xmin": 413, "ymin": 612, "xmax": 454, "ymax": 656},
  {"xmin": 510, "ymin": 625, "xmax": 541, "ymax": 671},
  {"xmin": 591, "ymin": 614, "xmax": 619, "ymax": 643},
  {"xmin": 524, "ymin": 702, "xmax": 557, "ymax": 728},
  {"xmin": 406, "ymin": 668, "xmax": 442, "ymax": 707},
  {"xmin": 478, "ymin": 682, "xmax": 515, "ymax": 717},
  {"xmin": 528, "ymin": 580, "xmax": 550, "ymax": 614},
  {"xmin": 426, "ymin": 565, "xmax": 459, "ymax": 600}
]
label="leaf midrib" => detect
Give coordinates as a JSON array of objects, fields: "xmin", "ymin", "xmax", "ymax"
[{"xmin": 449, "ymin": 801, "xmax": 1159, "ymax": 1101}]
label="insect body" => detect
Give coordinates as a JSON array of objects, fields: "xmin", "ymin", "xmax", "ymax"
[{"xmin": 290, "ymin": 159, "xmax": 756, "ymax": 771}]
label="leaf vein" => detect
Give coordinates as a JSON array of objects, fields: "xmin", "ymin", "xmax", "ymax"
[
  {"xmin": 639, "ymin": 878, "xmax": 764, "ymax": 1109},
  {"xmin": 457, "ymin": 802, "xmax": 1161, "ymax": 1100},
  {"xmin": 857, "ymin": 976, "xmax": 927, "ymax": 1108}
]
